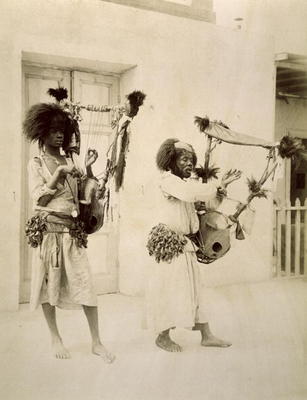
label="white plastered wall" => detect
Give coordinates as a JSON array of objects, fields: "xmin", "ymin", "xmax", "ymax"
[{"xmin": 0, "ymin": 0, "xmax": 275, "ymax": 308}]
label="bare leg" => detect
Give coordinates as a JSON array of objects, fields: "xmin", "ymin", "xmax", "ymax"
[
  {"xmin": 82, "ymin": 305, "xmax": 115, "ymax": 363},
  {"xmin": 155, "ymin": 328, "xmax": 182, "ymax": 352},
  {"xmin": 42, "ymin": 303, "xmax": 71, "ymax": 359},
  {"xmin": 193, "ymin": 322, "xmax": 232, "ymax": 347}
]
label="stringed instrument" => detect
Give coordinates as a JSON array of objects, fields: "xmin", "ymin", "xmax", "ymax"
[
  {"xmin": 192, "ymin": 117, "xmax": 291, "ymax": 265},
  {"xmin": 79, "ymin": 160, "xmax": 111, "ymax": 234},
  {"xmin": 47, "ymin": 86, "xmax": 146, "ymax": 235}
]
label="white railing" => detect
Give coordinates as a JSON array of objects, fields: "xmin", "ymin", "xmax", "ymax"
[{"xmin": 274, "ymin": 198, "xmax": 307, "ymax": 277}]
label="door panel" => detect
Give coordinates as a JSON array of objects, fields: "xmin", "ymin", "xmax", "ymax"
[{"xmin": 72, "ymin": 71, "xmax": 120, "ymax": 294}]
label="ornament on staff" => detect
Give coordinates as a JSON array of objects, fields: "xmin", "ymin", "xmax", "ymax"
[
  {"xmin": 192, "ymin": 115, "xmax": 306, "ymax": 264},
  {"xmin": 47, "ymin": 86, "xmax": 146, "ymax": 234}
]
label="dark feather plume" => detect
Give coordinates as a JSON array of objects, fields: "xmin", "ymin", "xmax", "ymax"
[
  {"xmin": 127, "ymin": 90, "xmax": 146, "ymax": 107},
  {"xmin": 47, "ymin": 87, "xmax": 68, "ymax": 102},
  {"xmin": 22, "ymin": 103, "xmax": 72, "ymax": 149},
  {"xmin": 194, "ymin": 116, "xmax": 210, "ymax": 132},
  {"xmin": 278, "ymin": 135, "xmax": 305, "ymax": 159},
  {"xmin": 247, "ymin": 177, "xmax": 268, "ymax": 199},
  {"xmin": 195, "ymin": 165, "xmax": 220, "ymax": 181}
]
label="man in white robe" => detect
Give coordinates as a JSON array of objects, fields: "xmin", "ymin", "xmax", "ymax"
[{"xmin": 146, "ymin": 138, "xmax": 241, "ymax": 352}]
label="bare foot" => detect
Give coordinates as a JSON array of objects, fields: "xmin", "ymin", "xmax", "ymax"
[
  {"xmin": 52, "ymin": 339, "xmax": 71, "ymax": 359},
  {"xmin": 155, "ymin": 334, "xmax": 182, "ymax": 352},
  {"xmin": 92, "ymin": 343, "xmax": 115, "ymax": 363},
  {"xmin": 201, "ymin": 335, "xmax": 232, "ymax": 348}
]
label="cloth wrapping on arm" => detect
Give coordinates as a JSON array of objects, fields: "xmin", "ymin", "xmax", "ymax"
[
  {"xmin": 28, "ymin": 157, "xmax": 57, "ymax": 205},
  {"xmin": 160, "ymin": 172, "xmax": 222, "ymax": 208}
]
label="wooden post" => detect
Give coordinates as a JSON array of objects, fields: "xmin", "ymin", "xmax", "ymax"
[
  {"xmin": 203, "ymin": 136, "xmax": 212, "ymax": 183},
  {"xmin": 285, "ymin": 199, "xmax": 291, "ymax": 276},
  {"xmin": 276, "ymin": 207, "xmax": 282, "ymax": 277},
  {"xmin": 294, "ymin": 198, "xmax": 301, "ymax": 276},
  {"xmin": 304, "ymin": 199, "xmax": 307, "ymax": 276}
]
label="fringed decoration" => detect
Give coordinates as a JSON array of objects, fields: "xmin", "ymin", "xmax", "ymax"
[
  {"xmin": 69, "ymin": 219, "xmax": 88, "ymax": 248},
  {"xmin": 113, "ymin": 120, "xmax": 131, "ymax": 192},
  {"xmin": 25, "ymin": 214, "xmax": 47, "ymax": 248},
  {"xmin": 147, "ymin": 224, "xmax": 187, "ymax": 263}
]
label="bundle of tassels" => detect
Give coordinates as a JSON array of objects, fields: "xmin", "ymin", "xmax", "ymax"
[
  {"xmin": 147, "ymin": 223, "xmax": 187, "ymax": 263},
  {"xmin": 69, "ymin": 219, "xmax": 88, "ymax": 248},
  {"xmin": 110, "ymin": 90, "xmax": 146, "ymax": 192}
]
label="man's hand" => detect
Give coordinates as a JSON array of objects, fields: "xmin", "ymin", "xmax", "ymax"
[
  {"xmin": 221, "ymin": 169, "xmax": 242, "ymax": 188},
  {"xmin": 85, "ymin": 148, "xmax": 98, "ymax": 168},
  {"xmin": 57, "ymin": 164, "xmax": 81, "ymax": 178}
]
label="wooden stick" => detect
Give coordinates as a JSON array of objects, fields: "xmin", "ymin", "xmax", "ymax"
[{"xmin": 203, "ymin": 135, "xmax": 212, "ymax": 183}]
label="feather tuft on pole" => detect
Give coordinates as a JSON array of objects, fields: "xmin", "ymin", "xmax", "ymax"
[
  {"xmin": 195, "ymin": 165, "xmax": 220, "ymax": 181},
  {"xmin": 247, "ymin": 177, "xmax": 268, "ymax": 199},
  {"xmin": 127, "ymin": 90, "xmax": 146, "ymax": 108},
  {"xmin": 47, "ymin": 87, "xmax": 69, "ymax": 102},
  {"xmin": 278, "ymin": 135, "xmax": 306, "ymax": 160},
  {"xmin": 194, "ymin": 116, "xmax": 210, "ymax": 132}
]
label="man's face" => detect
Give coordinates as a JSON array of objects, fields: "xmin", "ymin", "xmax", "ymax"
[
  {"xmin": 173, "ymin": 150, "xmax": 194, "ymax": 179},
  {"xmin": 44, "ymin": 115, "xmax": 66, "ymax": 148}
]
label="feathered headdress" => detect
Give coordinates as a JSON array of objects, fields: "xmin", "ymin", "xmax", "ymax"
[
  {"xmin": 22, "ymin": 103, "xmax": 73, "ymax": 150},
  {"xmin": 47, "ymin": 87, "xmax": 81, "ymax": 154}
]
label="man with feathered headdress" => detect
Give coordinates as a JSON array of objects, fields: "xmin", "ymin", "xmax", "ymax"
[
  {"xmin": 146, "ymin": 138, "xmax": 241, "ymax": 352},
  {"xmin": 22, "ymin": 94, "xmax": 115, "ymax": 363}
]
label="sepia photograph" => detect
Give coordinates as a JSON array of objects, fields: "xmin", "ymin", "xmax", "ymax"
[{"xmin": 0, "ymin": 1, "xmax": 306, "ymax": 399}]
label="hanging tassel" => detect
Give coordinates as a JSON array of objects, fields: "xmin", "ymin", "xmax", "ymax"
[{"xmin": 114, "ymin": 120, "xmax": 130, "ymax": 191}]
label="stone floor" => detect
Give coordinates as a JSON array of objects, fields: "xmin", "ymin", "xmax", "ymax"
[{"xmin": 0, "ymin": 279, "xmax": 306, "ymax": 400}]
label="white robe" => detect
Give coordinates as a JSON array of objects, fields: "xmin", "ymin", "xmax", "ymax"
[
  {"xmin": 145, "ymin": 171, "xmax": 221, "ymax": 332},
  {"xmin": 28, "ymin": 155, "xmax": 97, "ymax": 310}
]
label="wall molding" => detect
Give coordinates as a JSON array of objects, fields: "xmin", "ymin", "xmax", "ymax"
[{"xmin": 102, "ymin": 0, "xmax": 215, "ymax": 23}]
